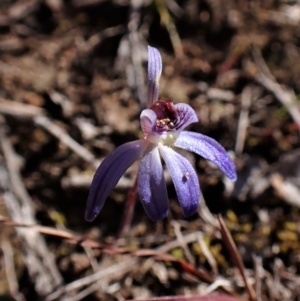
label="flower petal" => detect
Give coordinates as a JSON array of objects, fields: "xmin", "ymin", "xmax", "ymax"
[
  {"xmin": 174, "ymin": 103, "xmax": 199, "ymax": 131},
  {"xmin": 140, "ymin": 109, "xmax": 156, "ymax": 136},
  {"xmin": 138, "ymin": 145, "xmax": 169, "ymax": 221},
  {"xmin": 159, "ymin": 144, "xmax": 200, "ymax": 217},
  {"xmin": 85, "ymin": 140, "xmax": 148, "ymax": 221},
  {"xmin": 147, "ymin": 46, "xmax": 162, "ymax": 107},
  {"xmin": 175, "ymin": 131, "xmax": 237, "ymax": 181}
]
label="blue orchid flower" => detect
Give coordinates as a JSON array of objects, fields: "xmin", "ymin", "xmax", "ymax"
[{"xmin": 85, "ymin": 46, "xmax": 237, "ymax": 222}]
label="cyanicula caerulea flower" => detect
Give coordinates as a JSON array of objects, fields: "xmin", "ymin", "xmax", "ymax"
[{"xmin": 85, "ymin": 46, "xmax": 237, "ymax": 222}]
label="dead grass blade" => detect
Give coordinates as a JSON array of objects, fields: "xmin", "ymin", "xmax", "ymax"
[{"xmin": 217, "ymin": 214, "xmax": 256, "ymax": 301}]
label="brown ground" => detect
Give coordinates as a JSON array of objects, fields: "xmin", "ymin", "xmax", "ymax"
[{"xmin": 0, "ymin": 0, "xmax": 300, "ymax": 301}]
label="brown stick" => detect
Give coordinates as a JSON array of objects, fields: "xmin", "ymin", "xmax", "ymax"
[
  {"xmin": 118, "ymin": 176, "xmax": 138, "ymax": 238},
  {"xmin": 217, "ymin": 214, "xmax": 256, "ymax": 301},
  {"xmin": 0, "ymin": 123, "xmax": 64, "ymax": 297}
]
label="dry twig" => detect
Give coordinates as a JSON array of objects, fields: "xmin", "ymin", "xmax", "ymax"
[
  {"xmin": 118, "ymin": 176, "xmax": 138, "ymax": 238},
  {"xmin": 171, "ymin": 220, "xmax": 195, "ymax": 265},
  {"xmin": 33, "ymin": 115, "xmax": 99, "ymax": 168},
  {"xmin": 217, "ymin": 214, "xmax": 256, "ymax": 301},
  {"xmin": 128, "ymin": 0, "xmax": 147, "ymax": 107},
  {"xmin": 0, "ymin": 123, "xmax": 64, "ymax": 298},
  {"xmin": 252, "ymin": 46, "xmax": 300, "ymax": 136},
  {"xmin": 154, "ymin": 0, "xmax": 183, "ymax": 57},
  {"xmin": 235, "ymin": 86, "xmax": 252, "ymax": 155},
  {"xmin": 0, "ymin": 215, "xmax": 247, "ymax": 301},
  {"xmin": 1, "ymin": 240, "xmax": 22, "ymax": 299},
  {"xmin": 197, "ymin": 232, "xmax": 218, "ymax": 275}
]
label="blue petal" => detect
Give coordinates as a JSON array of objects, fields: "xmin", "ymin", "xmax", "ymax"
[
  {"xmin": 174, "ymin": 103, "xmax": 198, "ymax": 131},
  {"xmin": 138, "ymin": 145, "xmax": 168, "ymax": 221},
  {"xmin": 159, "ymin": 145, "xmax": 200, "ymax": 217},
  {"xmin": 175, "ymin": 131, "xmax": 237, "ymax": 181},
  {"xmin": 140, "ymin": 109, "xmax": 156, "ymax": 137},
  {"xmin": 147, "ymin": 46, "xmax": 162, "ymax": 107},
  {"xmin": 85, "ymin": 140, "xmax": 148, "ymax": 221}
]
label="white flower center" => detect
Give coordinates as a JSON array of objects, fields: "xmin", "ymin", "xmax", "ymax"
[{"xmin": 146, "ymin": 130, "xmax": 180, "ymax": 146}]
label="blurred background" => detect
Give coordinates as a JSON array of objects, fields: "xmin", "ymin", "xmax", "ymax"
[{"xmin": 0, "ymin": 0, "xmax": 300, "ymax": 300}]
